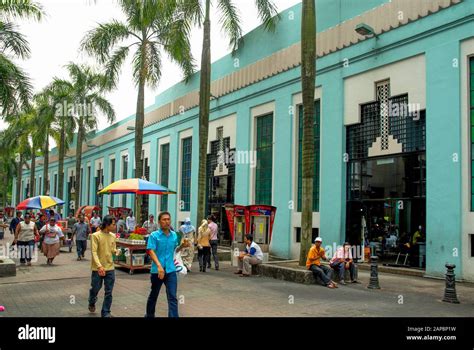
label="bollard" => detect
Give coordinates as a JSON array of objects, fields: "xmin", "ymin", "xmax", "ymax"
[
  {"xmin": 442, "ymin": 263, "xmax": 460, "ymax": 304},
  {"xmin": 367, "ymin": 255, "xmax": 381, "ymax": 289}
]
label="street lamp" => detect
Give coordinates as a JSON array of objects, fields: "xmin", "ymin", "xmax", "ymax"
[{"xmin": 355, "ymin": 23, "xmax": 377, "ymax": 38}]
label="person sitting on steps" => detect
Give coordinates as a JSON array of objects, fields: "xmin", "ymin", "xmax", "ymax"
[{"xmin": 306, "ymin": 237, "xmax": 338, "ymax": 289}]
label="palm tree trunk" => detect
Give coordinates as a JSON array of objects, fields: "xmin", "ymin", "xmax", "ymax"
[
  {"xmin": 197, "ymin": 0, "xmax": 212, "ymax": 225},
  {"xmin": 42, "ymin": 130, "xmax": 50, "ymax": 195},
  {"xmin": 16, "ymin": 155, "xmax": 23, "ymax": 206},
  {"xmin": 29, "ymin": 146, "xmax": 36, "ymax": 197},
  {"xmin": 134, "ymin": 33, "xmax": 147, "ymax": 226},
  {"xmin": 58, "ymin": 120, "xmax": 66, "ymax": 215},
  {"xmin": 74, "ymin": 119, "xmax": 84, "ymax": 213},
  {"xmin": 299, "ymin": 0, "xmax": 316, "ymax": 266}
]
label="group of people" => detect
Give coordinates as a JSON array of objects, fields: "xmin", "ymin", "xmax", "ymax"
[
  {"xmin": 2, "ymin": 210, "xmax": 66, "ymax": 266},
  {"xmin": 306, "ymin": 237, "xmax": 360, "ymax": 289},
  {"xmin": 176, "ymin": 215, "xmax": 220, "ymax": 273}
]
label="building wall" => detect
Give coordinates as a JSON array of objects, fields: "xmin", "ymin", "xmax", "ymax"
[{"xmin": 13, "ymin": 0, "xmax": 474, "ymax": 279}]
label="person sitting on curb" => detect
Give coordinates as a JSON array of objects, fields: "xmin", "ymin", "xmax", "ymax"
[
  {"xmin": 234, "ymin": 234, "xmax": 263, "ymax": 277},
  {"xmin": 306, "ymin": 237, "xmax": 338, "ymax": 288},
  {"xmin": 329, "ymin": 242, "xmax": 360, "ymax": 285}
]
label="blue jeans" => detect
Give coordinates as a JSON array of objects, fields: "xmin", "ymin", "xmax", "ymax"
[
  {"xmin": 17, "ymin": 240, "xmax": 35, "ymax": 263},
  {"xmin": 145, "ymin": 272, "xmax": 178, "ymax": 318},
  {"xmin": 309, "ymin": 264, "xmax": 333, "ymax": 285},
  {"xmin": 89, "ymin": 270, "xmax": 115, "ymax": 317},
  {"xmin": 330, "ymin": 261, "xmax": 356, "ymax": 281},
  {"xmin": 210, "ymin": 240, "xmax": 219, "ymax": 269},
  {"xmin": 76, "ymin": 240, "xmax": 87, "ymax": 258}
]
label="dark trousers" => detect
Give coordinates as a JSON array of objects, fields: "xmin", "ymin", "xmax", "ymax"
[
  {"xmin": 76, "ymin": 240, "xmax": 87, "ymax": 258},
  {"xmin": 209, "ymin": 240, "xmax": 219, "ymax": 269},
  {"xmin": 330, "ymin": 261, "xmax": 356, "ymax": 281},
  {"xmin": 145, "ymin": 272, "xmax": 178, "ymax": 318},
  {"xmin": 17, "ymin": 240, "xmax": 35, "ymax": 263},
  {"xmin": 198, "ymin": 247, "xmax": 211, "ymax": 271},
  {"xmin": 88, "ymin": 270, "xmax": 115, "ymax": 317},
  {"xmin": 309, "ymin": 264, "xmax": 333, "ymax": 285}
]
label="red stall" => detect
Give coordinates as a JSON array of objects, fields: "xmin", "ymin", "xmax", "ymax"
[
  {"xmin": 247, "ymin": 205, "xmax": 277, "ymax": 245},
  {"xmin": 223, "ymin": 204, "xmax": 249, "ymax": 243}
]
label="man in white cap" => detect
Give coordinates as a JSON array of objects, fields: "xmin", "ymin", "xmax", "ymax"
[{"xmin": 306, "ymin": 237, "xmax": 338, "ymax": 288}]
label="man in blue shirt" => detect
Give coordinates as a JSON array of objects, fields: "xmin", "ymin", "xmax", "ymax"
[{"xmin": 145, "ymin": 211, "xmax": 189, "ymax": 318}]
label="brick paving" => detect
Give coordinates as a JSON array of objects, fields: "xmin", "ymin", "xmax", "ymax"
[{"xmin": 0, "ymin": 234, "xmax": 473, "ymax": 317}]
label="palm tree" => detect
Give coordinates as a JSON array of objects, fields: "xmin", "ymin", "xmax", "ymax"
[
  {"xmin": 81, "ymin": 0, "xmax": 195, "ymax": 224},
  {"xmin": 184, "ymin": 0, "xmax": 279, "ymax": 225},
  {"xmin": 57, "ymin": 63, "xmax": 115, "ymax": 213},
  {"xmin": 0, "ymin": 0, "xmax": 43, "ymax": 116},
  {"xmin": 0, "ymin": 130, "xmax": 17, "ymax": 206},
  {"xmin": 299, "ymin": 0, "xmax": 316, "ymax": 266},
  {"xmin": 4, "ymin": 111, "xmax": 33, "ymax": 204},
  {"xmin": 48, "ymin": 79, "xmax": 75, "ymax": 213},
  {"xmin": 34, "ymin": 87, "xmax": 63, "ymax": 196}
]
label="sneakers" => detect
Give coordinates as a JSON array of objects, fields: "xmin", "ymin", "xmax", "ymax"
[
  {"xmin": 351, "ymin": 280, "xmax": 361, "ymax": 284},
  {"xmin": 77, "ymin": 257, "xmax": 82, "ymax": 261},
  {"xmin": 88, "ymin": 304, "xmax": 96, "ymax": 313}
]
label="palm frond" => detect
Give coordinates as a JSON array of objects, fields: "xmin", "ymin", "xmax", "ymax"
[
  {"xmin": 0, "ymin": 21, "xmax": 31, "ymax": 58},
  {"xmin": 0, "ymin": 0, "xmax": 44, "ymax": 21},
  {"xmin": 81, "ymin": 20, "xmax": 132, "ymax": 63},
  {"xmin": 254, "ymin": 0, "xmax": 280, "ymax": 32},
  {"xmin": 217, "ymin": 0, "xmax": 242, "ymax": 52}
]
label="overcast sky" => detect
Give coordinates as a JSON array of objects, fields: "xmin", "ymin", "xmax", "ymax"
[{"xmin": 1, "ymin": 0, "xmax": 300, "ymax": 143}]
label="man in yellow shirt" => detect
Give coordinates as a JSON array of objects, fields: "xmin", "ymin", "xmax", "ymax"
[
  {"xmin": 88, "ymin": 215, "xmax": 120, "ymax": 317},
  {"xmin": 306, "ymin": 237, "xmax": 337, "ymax": 289}
]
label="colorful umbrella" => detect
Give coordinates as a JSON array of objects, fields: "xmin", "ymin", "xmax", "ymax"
[
  {"xmin": 16, "ymin": 195, "xmax": 65, "ymax": 210},
  {"xmin": 98, "ymin": 178, "xmax": 176, "ymax": 195}
]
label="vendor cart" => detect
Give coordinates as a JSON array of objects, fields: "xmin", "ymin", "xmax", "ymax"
[{"xmin": 114, "ymin": 239, "xmax": 151, "ymax": 275}]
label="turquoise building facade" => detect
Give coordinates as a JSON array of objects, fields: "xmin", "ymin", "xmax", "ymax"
[{"xmin": 12, "ymin": 0, "xmax": 474, "ymax": 281}]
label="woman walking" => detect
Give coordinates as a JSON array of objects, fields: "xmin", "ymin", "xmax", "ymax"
[
  {"xmin": 178, "ymin": 218, "xmax": 196, "ymax": 272},
  {"xmin": 39, "ymin": 217, "xmax": 65, "ymax": 265},
  {"xmin": 197, "ymin": 220, "xmax": 211, "ymax": 273}
]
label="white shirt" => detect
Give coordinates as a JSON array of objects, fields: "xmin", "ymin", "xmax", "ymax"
[
  {"xmin": 246, "ymin": 241, "xmax": 264, "ymax": 261},
  {"xmin": 90, "ymin": 217, "xmax": 101, "ymax": 228},
  {"xmin": 40, "ymin": 224, "xmax": 64, "ymax": 244},
  {"xmin": 126, "ymin": 216, "xmax": 136, "ymax": 231}
]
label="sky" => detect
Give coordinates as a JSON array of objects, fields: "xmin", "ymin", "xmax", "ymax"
[{"xmin": 1, "ymin": 0, "xmax": 300, "ymax": 144}]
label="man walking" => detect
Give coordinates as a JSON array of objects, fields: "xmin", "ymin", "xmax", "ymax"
[
  {"xmin": 66, "ymin": 213, "xmax": 78, "ymax": 252},
  {"xmin": 73, "ymin": 214, "xmax": 91, "ymax": 261},
  {"xmin": 89, "ymin": 215, "xmax": 120, "ymax": 317},
  {"xmin": 145, "ymin": 211, "xmax": 188, "ymax": 318},
  {"xmin": 9, "ymin": 211, "xmax": 22, "ymax": 236},
  {"xmin": 207, "ymin": 215, "xmax": 219, "ymax": 270},
  {"xmin": 90, "ymin": 212, "xmax": 102, "ymax": 233}
]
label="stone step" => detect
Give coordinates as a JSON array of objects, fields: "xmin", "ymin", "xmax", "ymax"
[
  {"xmin": 0, "ymin": 258, "xmax": 16, "ymax": 277},
  {"xmin": 254, "ymin": 263, "xmax": 358, "ymax": 285}
]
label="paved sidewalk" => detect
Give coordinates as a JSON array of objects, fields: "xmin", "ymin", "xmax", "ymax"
[{"xmin": 0, "ymin": 234, "xmax": 473, "ymax": 317}]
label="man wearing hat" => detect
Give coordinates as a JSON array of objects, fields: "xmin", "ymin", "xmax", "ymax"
[{"xmin": 306, "ymin": 237, "xmax": 338, "ymax": 288}]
